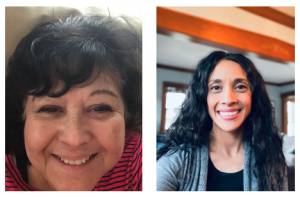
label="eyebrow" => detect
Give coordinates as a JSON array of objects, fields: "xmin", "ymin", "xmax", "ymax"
[
  {"xmin": 89, "ymin": 89, "xmax": 118, "ymax": 98},
  {"xmin": 209, "ymin": 78, "xmax": 249, "ymax": 84},
  {"xmin": 234, "ymin": 78, "xmax": 249, "ymax": 84}
]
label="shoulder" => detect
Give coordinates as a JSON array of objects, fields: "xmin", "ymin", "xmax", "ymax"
[
  {"xmin": 157, "ymin": 145, "xmax": 203, "ymax": 167},
  {"xmin": 124, "ymin": 130, "xmax": 142, "ymax": 153},
  {"xmin": 123, "ymin": 130, "xmax": 142, "ymax": 172},
  {"xmin": 156, "ymin": 145, "xmax": 207, "ymax": 191},
  {"xmin": 5, "ymin": 155, "xmax": 37, "ymax": 191},
  {"xmin": 94, "ymin": 130, "xmax": 142, "ymax": 191},
  {"xmin": 123, "ymin": 130, "xmax": 142, "ymax": 164},
  {"xmin": 157, "ymin": 145, "xmax": 205, "ymax": 174}
]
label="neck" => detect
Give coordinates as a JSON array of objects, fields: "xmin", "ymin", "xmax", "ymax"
[{"xmin": 209, "ymin": 124, "xmax": 244, "ymax": 157}]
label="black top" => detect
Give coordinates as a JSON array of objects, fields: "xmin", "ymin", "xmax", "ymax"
[{"xmin": 206, "ymin": 157, "xmax": 243, "ymax": 191}]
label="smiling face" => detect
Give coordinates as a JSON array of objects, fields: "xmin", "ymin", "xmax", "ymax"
[
  {"xmin": 24, "ymin": 75, "xmax": 125, "ymax": 191},
  {"xmin": 207, "ymin": 60, "xmax": 252, "ymax": 133}
]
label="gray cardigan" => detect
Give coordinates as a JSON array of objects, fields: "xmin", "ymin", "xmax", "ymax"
[{"xmin": 157, "ymin": 142, "xmax": 260, "ymax": 191}]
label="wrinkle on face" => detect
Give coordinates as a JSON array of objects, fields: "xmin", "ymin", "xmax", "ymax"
[{"xmin": 24, "ymin": 75, "xmax": 125, "ymax": 191}]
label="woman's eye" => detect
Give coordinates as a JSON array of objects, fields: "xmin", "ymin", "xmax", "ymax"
[
  {"xmin": 38, "ymin": 107, "xmax": 59, "ymax": 113},
  {"xmin": 211, "ymin": 86, "xmax": 221, "ymax": 91},
  {"xmin": 236, "ymin": 85, "xmax": 247, "ymax": 90},
  {"xmin": 93, "ymin": 105, "xmax": 112, "ymax": 113}
]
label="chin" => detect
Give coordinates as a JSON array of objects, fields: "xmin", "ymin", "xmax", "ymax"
[
  {"xmin": 48, "ymin": 172, "xmax": 101, "ymax": 191},
  {"xmin": 218, "ymin": 122, "xmax": 244, "ymax": 133}
]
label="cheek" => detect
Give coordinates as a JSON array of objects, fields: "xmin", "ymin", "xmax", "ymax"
[
  {"xmin": 24, "ymin": 119, "xmax": 56, "ymax": 161},
  {"xmin": 241, "ymin": 94, "xmax": 252, "ymax": 113},
  {"xmin": 207, "ymin": 94, "xmax": 218, "ymax": 115},
  {"xmin": 90, "ymin": 117, "xmax": 125, "ymax": 155}
]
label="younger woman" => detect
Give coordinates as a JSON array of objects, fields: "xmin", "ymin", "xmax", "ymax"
[{"xmin": 157, "ymin": 51, "xmax": 287, "ymax": 191}]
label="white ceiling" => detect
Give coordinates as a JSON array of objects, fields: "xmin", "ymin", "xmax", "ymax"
[{"xmin": 157, "ymin": 33, "xmax": 295, "ymax": 84}]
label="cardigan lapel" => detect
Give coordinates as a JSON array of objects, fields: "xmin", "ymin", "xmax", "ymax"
[
  {"xmin": 195, "ymin": 142, "xmax": 258, "ymax": 191},
  {"xmin": 243, "ymin": 141, "xmax": 258, "ymax": 191},
  {"xmin": 198, "ymin": 145, "xmax": 209, "ymax": 191}
]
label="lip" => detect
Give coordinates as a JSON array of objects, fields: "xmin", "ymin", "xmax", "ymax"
[{"xmin": 217, "ymin": 109, "xmax": 241, "ymax": 120}]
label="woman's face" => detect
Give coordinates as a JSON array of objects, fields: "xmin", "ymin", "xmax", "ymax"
[
  {"xmin": 24, "ymin": 76, "xmax": 125, "ymax": 191},
  {"xmin": 207, "ymin": 60, "xmax": 251, "ymax": 133}
]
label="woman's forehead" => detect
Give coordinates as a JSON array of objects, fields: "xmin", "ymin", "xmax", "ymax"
[
  {"xmin": 209, "ymin": 60, "xmax": 247, "ymax": 80},
  {"xmin": 38, "ymin": 74, "xmax": 121, "ymax": 99},
  {"xmin": 84, "ymin": 76, "xmax": 121, "ymax": 94}
]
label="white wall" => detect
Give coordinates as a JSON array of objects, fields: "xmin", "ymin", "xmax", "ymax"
[
  {"xmin": 280, "ymin": 84, "xmax": 295, "ymax": 94},
  {"xmin": 265, "ymin": 85, "xmax": 282, "ymax": 130}
]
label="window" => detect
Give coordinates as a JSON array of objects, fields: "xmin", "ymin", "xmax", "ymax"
[
  {"xmin": 281, "ymin": 91, "xmax": 295, "ymax": 136},
  {"xmin": 159, "ymin": 82, "xmax": 188, "ymax": 134},
  {"xmin": 287, "ymin": 97, "xmax": 295, "ymax": 136}
]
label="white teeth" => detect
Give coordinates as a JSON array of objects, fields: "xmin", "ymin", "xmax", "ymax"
[
  {"xmin": 68, "ymin": 160, "xmax": 75, "ymax": 165},
  {"xmin": 219, "ymin": 111, "xmax": 239, "ymax": 116},
  {"xmin": 59, "ymin": 155, "xmax": 93, "ymax": 165},
  {"xmin": 75, "ymin": 160, "xmax": 81, "ymax": 165}
]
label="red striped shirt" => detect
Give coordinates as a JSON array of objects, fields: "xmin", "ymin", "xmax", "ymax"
[{"xmin": 5, "ymin": 130, "xmax": 142, "ymax": 191}]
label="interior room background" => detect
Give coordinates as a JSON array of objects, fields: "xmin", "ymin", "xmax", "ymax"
[{"xmin": 156, "ymin": 6, "xmax": 295, "ymax": 190}]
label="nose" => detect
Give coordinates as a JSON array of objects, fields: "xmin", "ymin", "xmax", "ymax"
[
  {"xmin": 221, "ymin": 87, "xmax": 238, "ymax": 105},
  {"xmin": 58, "ymin": 111, "xmax": 91, "ymax": 147}
]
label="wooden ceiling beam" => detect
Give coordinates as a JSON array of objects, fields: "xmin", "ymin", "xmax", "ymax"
[
  {"xmin": 157, "ymin": 7, "xmax": 295, "ymax": 62},
  {"xmin": 237, "ymin": 7, "xmax": 294, "ymax": 29}
]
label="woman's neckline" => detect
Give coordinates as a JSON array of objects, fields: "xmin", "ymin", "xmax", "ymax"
[{"xmin": 208, "ymin": 156, "xmax": 243, "ymax": 176}]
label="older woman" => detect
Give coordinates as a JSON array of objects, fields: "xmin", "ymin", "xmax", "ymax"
[
  {"xmin": 157, "ymin": 51, "xmax": 287, "ymax": 191},
  {"xmin": 5, "ymin": 15, "xmax": 142, "ymax": 191}
]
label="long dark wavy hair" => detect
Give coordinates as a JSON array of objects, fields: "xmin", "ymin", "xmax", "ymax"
[
  {"xmin": 157, "ymin": 51, "xmax": 287, "ymax": 191},
  {"xmin": 6, "ymin": 15, "xmax": 142, "ymax": 182}
]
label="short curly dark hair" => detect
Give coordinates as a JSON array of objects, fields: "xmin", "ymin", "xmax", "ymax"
[{"xmin": 5, "ymin": 15, "xmax": 142, "ymax": 179}]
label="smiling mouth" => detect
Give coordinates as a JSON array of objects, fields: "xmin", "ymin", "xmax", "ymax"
[
  {"xmin": 217, "ymin": 109, "xmax": 241, "ymax": 116},
  {"xmin": 55, "ymin": 154, "xmax": 97, "ymax": 165}
]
